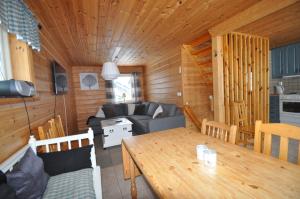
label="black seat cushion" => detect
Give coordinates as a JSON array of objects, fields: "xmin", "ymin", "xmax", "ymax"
[{"xmin": 38, "ymin": 145, "xmax": 92, "ymax": 176}]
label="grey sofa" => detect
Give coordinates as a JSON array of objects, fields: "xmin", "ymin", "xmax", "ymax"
[{"xmin": 87, "ymin": 102, "xmax": 185, "ymax": 135}]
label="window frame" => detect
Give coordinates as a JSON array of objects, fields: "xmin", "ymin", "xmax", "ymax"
[
  {"xmin": 0, "ymin": 26, "xmax": 13, "ymax": 81},
  {"xmin": 112, "ymin": 74, "xmax": 135, "ymax": 104}
]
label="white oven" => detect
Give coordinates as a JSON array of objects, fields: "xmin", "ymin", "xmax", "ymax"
[{"xmin": 280, "ymin": 95, "xmax": 300, "ymax": 127}]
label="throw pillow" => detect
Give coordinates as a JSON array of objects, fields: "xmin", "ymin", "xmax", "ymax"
[
  {"xmin": 127, "ymin": 103, "xmax": 136, "ymax": 115},
  {"xmin": 102, "ymin": 106, "xmax": 116, "ymax": 118},
  {"xmin": 7, "ymin": 148, "xmax": 49, "ymax": 199},
  {"xmin": 0, "ymin": 184, "xmax": 17, "ymax": 199},
  {"xmin": 134, "ymin": 104, "xmax": 146, "ymax": 115},
  {"xmin": 153, "ymin": 105, "xmax": 163, "ymax": 119},
  {"xmin": 95, "ymin": 106, "xmax": 105, "ymax": 118},
  {"xmin": 38, "ymin": 145, "xmax": 92, "ymax": 176},
  {"xmin": 0, "ymin": 171, "xmax": 17, "ymax": 199},
  {"xmin": 147, "ymin": 103, "xmax": 159, "ymax": 116},
  {"xmin": 156, "ymin": 111, "xmax": 169, "ymax": 118}
]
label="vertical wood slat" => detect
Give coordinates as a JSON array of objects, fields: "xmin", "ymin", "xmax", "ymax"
[
  {"xmin": 279, "ymin": 137, "xmax": 289, "ymax": 161},
  {"xmin": 222, "ymin": 32, "xmax": 269, "ymax": 127}
]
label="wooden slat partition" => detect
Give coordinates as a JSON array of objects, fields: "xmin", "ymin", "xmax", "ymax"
[{"xmin": 223, "ymin": 32, "xmax": 269, "ymax": 126}]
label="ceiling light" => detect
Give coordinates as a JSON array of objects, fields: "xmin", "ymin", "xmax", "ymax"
[{"xmin": 101, "ymin": 62, "xmax": 120, "ymax": 80}]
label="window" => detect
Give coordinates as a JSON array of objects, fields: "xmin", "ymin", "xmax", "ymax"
[
  {"xmin": 0, "ymin": 26, "xmax": 12, "ymax": 81},
  {"xmin": 112, "ymin": 74, "xmax": 135, "ymax": 103}
]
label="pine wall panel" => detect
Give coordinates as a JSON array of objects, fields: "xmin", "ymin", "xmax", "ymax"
[
  {"xmin": 145, "ymin": 47, "xmax": 183, "ymax": 107},
  {"xmin": 0, "ymin": 32, "xmax": 78, "ymax": 163}
]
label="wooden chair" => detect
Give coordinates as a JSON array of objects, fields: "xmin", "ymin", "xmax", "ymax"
[
  {"xmin": 38, "ymin": 122, "xmax": 57, "ymax": 152},
  {"xmin": 37, "ymin": 115, "xmax": 65, "ymax": 152},
  {"xmin": 201, "ymin": 119, "xmax": 237, "ymax": 144},
  {"xmin": 50, "ymin": 115, "xmax": 65, "ymax": 137},
  {"xmin": 254, "ymin": 121, "xmax": 300, "ymax": 165},
  {"xmin": 233, "ymin": 101, "xmax": 255, "ymax": 146}
]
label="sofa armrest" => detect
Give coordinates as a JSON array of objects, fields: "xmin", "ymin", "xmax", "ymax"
[{"xmin": 148, "ymin": 115, "xmax": 186, "ymax": 132}]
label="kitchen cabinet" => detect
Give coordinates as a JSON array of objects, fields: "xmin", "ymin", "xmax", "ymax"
[{"xmin": 271, "ymin": 42, "xmax": 300, "ymax": 78}]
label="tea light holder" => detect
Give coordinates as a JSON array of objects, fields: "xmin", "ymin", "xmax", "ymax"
[
  {"xmin": 196, "ymin": 145, "xmax": 208, "ymax": 160},
  {"xmin": 204, "ymin": 149, "xmax": 217, "ymax": 168}
]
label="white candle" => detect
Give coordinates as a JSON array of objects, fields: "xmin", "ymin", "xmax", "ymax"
[
  {"xmin": 196, "ymin": 145, "xmax": 208, "ymax": 160},
  {"xmin": 204, "ymin": 149, "xmax": 217, "ymax": 168}
]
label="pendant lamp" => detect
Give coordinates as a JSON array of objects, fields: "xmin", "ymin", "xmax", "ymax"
[{"xmin": 101, "ymin": 62, "xmax": 120, "ymax": 80}]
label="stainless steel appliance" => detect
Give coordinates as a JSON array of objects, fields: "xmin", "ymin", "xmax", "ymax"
[{"xmin": 280, "ymin": 94, "xmax": 300, "ymax": 126}]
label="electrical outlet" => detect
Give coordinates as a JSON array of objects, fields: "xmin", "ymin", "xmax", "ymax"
[{"xmin": 177, "ymin": 92, "xmax": 182, "ymax": 96}]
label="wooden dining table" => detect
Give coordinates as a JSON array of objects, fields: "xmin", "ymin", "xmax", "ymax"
[{"xmin": 121, "ymin": 127, "xmax": 300, "ymax": 199}]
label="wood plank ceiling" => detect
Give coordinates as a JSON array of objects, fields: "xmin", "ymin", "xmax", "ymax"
[
  {"xmin": 238, "ymin": 1, "xmax": 300, "ymax": 49},
  {"xmin": 25, "ymin": 0, "xmax": 259, "ymax": 66},
  {"xmin": 25, "ymin": 0, "xmax": 299, "ymax": 66}
]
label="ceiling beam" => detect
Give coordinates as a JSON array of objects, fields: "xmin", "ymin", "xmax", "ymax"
[{"xmin": 209, "ymin": 0, "xmax": 299, "ymax": 36}]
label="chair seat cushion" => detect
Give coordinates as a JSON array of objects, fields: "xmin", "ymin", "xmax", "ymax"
[{"xmin": 42, "ymin": 168, "xmax": 95, "ymax": 199}]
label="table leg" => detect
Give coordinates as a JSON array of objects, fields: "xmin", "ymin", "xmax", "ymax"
[
  {"xmin": 122, "ymin": 142, "xmax": 130, "ymax": 180},
  {"xmin": 129, "ymin": 156, "xmax": 137, "ymax": 199}
]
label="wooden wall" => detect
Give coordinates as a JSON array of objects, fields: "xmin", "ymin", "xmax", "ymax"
[
  {"xmin": 0, "ymin": 32, "xmax": 78, "ymax": 163},
  {"xmin": 72, "ymin": 65, "xmax": 145, "ymax": 131},
  {"xmin": 223, "ymin": 32, "xmax": 269, "ymax": 125},
  {"xmin": 145, "ymin": 47, "xmax": 183, "ymax": 107},
  {"xmin": 181, "ymin": 45, "xmax": 213, "ymax": 129}
]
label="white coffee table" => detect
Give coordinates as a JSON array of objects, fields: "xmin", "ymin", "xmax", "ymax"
[{"xmin": 101, "ymin": 118, "xmax": 133, "ymax": 148}]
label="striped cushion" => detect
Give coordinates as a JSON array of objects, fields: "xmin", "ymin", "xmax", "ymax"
[{"xmin": 42, "ymin": 168, "xmax": 95, "ymax": 199}]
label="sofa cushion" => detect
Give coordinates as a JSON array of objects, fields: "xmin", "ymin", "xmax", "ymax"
[
  {"xmin": 127, "ymin": 103, "xmax": 136, "ymax": 115},
  {"xmin": 102, "ymin": 106, "xmax": 116, "ymax": 118},
  {"xmin": 159, "ymin": 103, "xmax": 177, "ymax": 116},
  {"xmin": 95, "ymin": 106, "xmax": 105, "ymax": 118},
  {"xmin": 127, "ymin": 115, "xmax": 152, "ymax": 121},
  {"xmin": 133, "ymin": 104, "xmax": 146, "ymax": 115},
  {"xmin": 103, "ymin": 104, "xmax": 128, "ymax": 117},
  {"xmin": 146, "ymin": 103, "xmax": 159, "ymax": 116},
  {"xmin": 131, "ymin": 119, "xmax": 149, "ymax": 133},
  {"xmin": 153, "ymin": 105, "xmax": 163, "ymax": 119},
  {"xmin": 7, "ymin": 148, "xmax": 49, "ymax": 199},
  {"xmin": 38, "ymin": 145, "xmax": 92, "ymax": 176},
  {"xmin": 42, "ymin": 168, "xmax": 95, "ymax": 199}
]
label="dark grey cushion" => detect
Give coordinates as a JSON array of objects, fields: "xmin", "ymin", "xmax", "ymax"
[
  {"xmin": 133, "ymin": 104, "xmax": 146, "ymax": 115},
  {"xmin": 159, "ymin": 103, "xmax": 177, "ymax": 116},
  {"xmin": 103, "ymin": 104, "xmax": 127, "ymax": 117},
  {"xmin": 7, "ymin": 148, "xmax": 49, "ymax": 199},
  {"xmin": 146, "ymin": 103, "xmax": 159, "ymax": 116},
  {"xmin": 130, "ymin": 118, "xmax": 149, "ymax": 134},
  {"xmin": 127, "ymin": 115, "xmax": 152, "ymax": 121}
]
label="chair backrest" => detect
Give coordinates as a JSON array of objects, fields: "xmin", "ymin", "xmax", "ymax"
[
  {"xmin": 38, "ymin": 122, "xmax": 53, "ymax": 140},
  {"xmin": 233, "ymin": 101, "xmax": 248, "ymax": 127},
  {"xmin": 201, "ymin": 119, "xmax": 237, "ymax": 144},
  {"xmin": 50, "ymin": 115, "xmax": 65, "ymax": 137},
  {"xmin": 254, "ymin": 121, "xmax": 300, "ymax": 164}
]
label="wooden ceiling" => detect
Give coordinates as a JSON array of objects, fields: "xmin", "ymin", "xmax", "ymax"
[
  {"xmin": 25, "ymin": 0, "xmax": 299, "ymax": 66},
  {"xmin": 238, "ymin": 1, "xmax": 300, "ymax": 49},
  {"xmin": 25, "ymin": 0, "xmax": 259, "ymax": 66}
]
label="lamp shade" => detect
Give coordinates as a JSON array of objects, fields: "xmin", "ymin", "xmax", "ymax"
[{"xmin": 101, "ymin": 62, "xmax": 120, "ymax": 80}]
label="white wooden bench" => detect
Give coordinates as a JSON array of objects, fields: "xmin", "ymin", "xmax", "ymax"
[{"xmin": 0, "ymin": 128, "xmax": 102, "ymax": 199}]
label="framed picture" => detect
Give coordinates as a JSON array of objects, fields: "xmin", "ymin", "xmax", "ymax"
[{"xmin": 79, "ymin": 73, "xmax": 99, "ymax": 90}]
